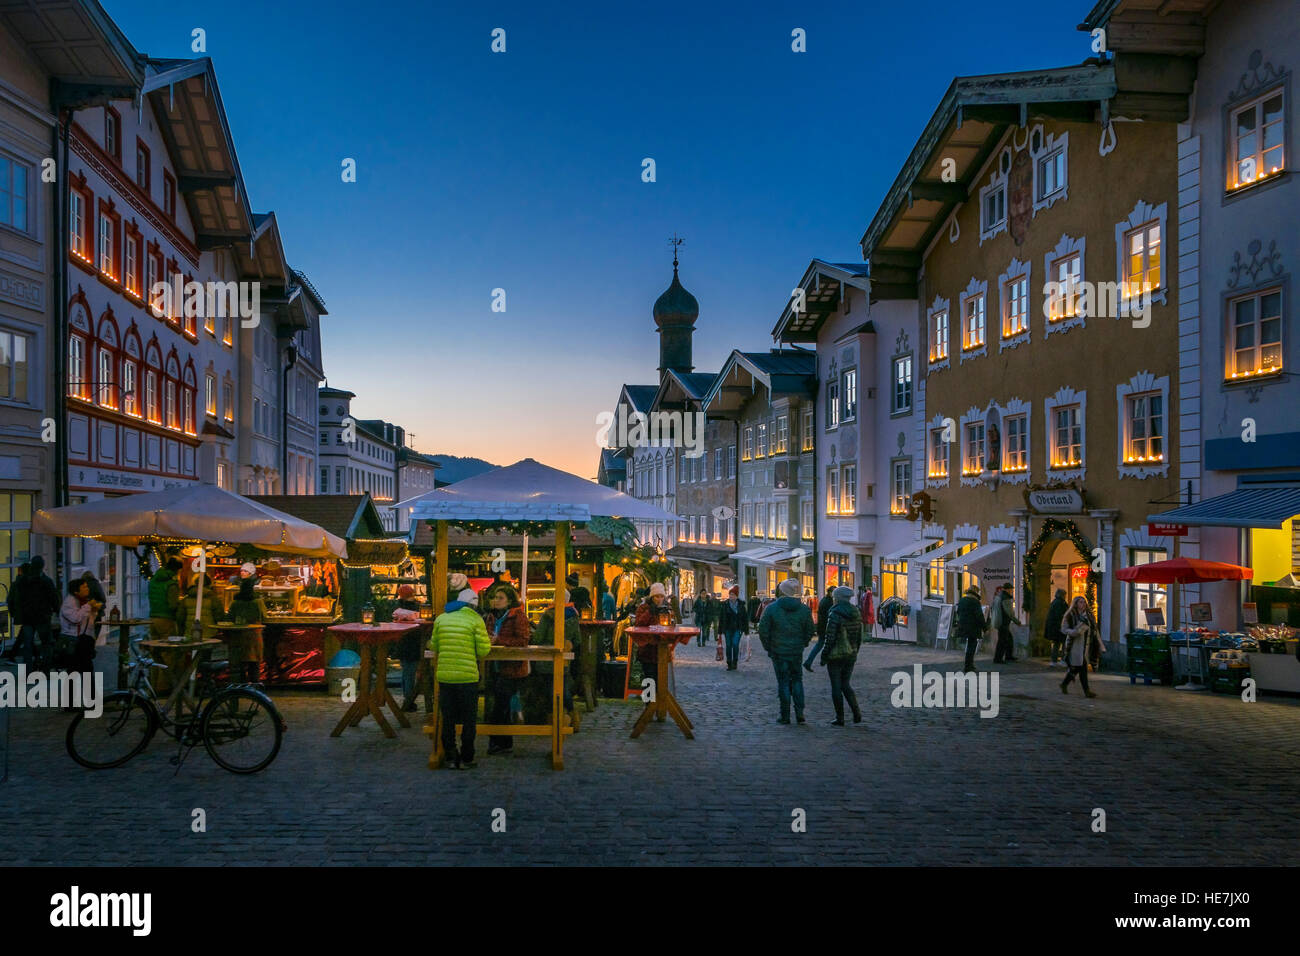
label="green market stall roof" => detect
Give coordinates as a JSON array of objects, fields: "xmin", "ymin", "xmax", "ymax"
[{"xmin": 249, "ymin": 494, "xmax": 386, "ymax": 541}]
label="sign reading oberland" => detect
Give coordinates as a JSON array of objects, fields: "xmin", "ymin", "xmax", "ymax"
[{"xmin": 1026, "ymin": 487, "xmax": 1085, "ymax": 513}]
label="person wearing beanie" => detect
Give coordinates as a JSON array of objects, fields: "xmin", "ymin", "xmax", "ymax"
[
  {"xmin": 429, "ymin": 585, "xmax": 491, "ymax": 769},
  {"xmin": 392, "ymin": 584, "xmax": 425, "ymax": 711},
  {"xmin": 757, "ymin": 577, "xmax": 815, "ymax": 724},
  {"xmin": 527, "ymin": 589, "xmax": 580, "ymax": 726},
  {"xmin": 817, "ymin": 586, "xmax": 864, "ymax": 724},
  {"xmin": 955, "ymin": 583, "xmax": 989, "ymax": 673},
  {"xmin": 633, "ymin": 581, "xmax": 677, "ymax": 690},
  {"xmin": 991, "ymin": 581, "xmax": 1020, "ymax": 664},
  {"xmin": 719, "ymin": 585, "xmax": 748, "ymax": 670}
]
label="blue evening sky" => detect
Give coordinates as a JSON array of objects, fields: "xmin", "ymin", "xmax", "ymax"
[{"xmin": 106, "ymin": 0, "xmax": 1098, "ymax": 476}]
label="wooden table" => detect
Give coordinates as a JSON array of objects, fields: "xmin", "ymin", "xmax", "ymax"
[
  {"xmin": 577, "ymin": 619, "xmax": 617, "ymax": 710},
  {"xmin": 138, "ymin": 638, "xmax": 223, "ymax": 719},
  {"xmin": 424, "ymin": 645, "xmax": 574, "ymax": 770},
  {"xmin": 327, "ymin": 622, "xmax": 418, "ymax": 738},
  {"xmin": 626, "ymin": 626, "xmax": 697, "ymax": 740}
]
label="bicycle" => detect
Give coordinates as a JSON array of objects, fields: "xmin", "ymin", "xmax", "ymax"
[{"xmin": 66, "ymin": 640, "xmax": 284, "ymax": 774}]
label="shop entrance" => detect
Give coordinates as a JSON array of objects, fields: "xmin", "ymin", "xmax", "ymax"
[{"xmin": 1024, "ymin": 519, "xmax": 1095, "ymax": 657}]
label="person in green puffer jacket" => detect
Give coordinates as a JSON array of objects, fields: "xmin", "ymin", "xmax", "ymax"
[
  {"xmin": 429, "ymin": 588, "xmax": 491, "ymax": 769},
  {"xmin": 148, "ymin": 557, "xmax": 183, "ymax": 639}
]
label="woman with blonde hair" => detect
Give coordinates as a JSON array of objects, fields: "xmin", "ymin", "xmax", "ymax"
[{"xmin": 1060, "ymin": 595, "xmax": 1103, "ymax": 698}]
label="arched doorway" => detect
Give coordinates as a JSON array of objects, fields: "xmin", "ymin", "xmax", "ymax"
[{"xmin": 1023, "ymin": 518, "xmax": 1098, "ymax": 656}]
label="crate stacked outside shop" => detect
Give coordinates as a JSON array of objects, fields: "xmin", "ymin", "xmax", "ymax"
[{"xmin": 1127, "ymin": 630, "xmax": 1173, "ymax": 686}]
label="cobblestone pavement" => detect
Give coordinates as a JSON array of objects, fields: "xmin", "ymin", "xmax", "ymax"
[{"xmin": 1, "ymin": 638, "xmax": 1297, "ymax": 865}]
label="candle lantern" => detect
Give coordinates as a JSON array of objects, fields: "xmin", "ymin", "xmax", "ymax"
[{"xmin": 361, "ymin": 602, "xmax": 375, "ymax": 626}]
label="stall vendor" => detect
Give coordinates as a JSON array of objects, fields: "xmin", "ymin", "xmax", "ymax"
[
  {"xmin": 526, "ymin": 590, "xmax": 578, "ymax": 725},
  {"xmin": 392, "ymin": 584, "xmax": 424, "ymax": 711},
  {"xmin": 634, "ymin": 582, "xmax": 677, "ymax": 689},
  {"xmin": 226, "ymin": 578, "xmax": 267, "ymax": 681}
]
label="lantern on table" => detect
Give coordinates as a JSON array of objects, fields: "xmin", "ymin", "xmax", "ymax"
[{"xmin": 361, "ymin": 602, "xmax": 375, "ymax": 626}]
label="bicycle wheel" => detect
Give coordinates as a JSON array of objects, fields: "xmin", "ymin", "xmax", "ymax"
[
  {"xmin": 201, "ymin": 687, "xmax": 283, "ymax": 774},
  {"xmin": 66, "ymin": 691, "xmax": 158, "ymax": 769}
]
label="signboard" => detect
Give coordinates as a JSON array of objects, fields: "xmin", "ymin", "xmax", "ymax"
[
  {"xmin": 1189, "ymin": 602, "xmax": 1213, "ymax": 623},
  {"xmin": 961, "ymin": 545, "xmax": 1015, "ymax": 584},
  {"xmin": 1025, "ymin": 487, "xmax": 1085, "ymax": 513},
  {"xmin": 936, "ymin": 603, "xmax": 953, "ymax": 647},
  {"xmin": 1143, "ymin": 606, "xmax": 1166, "ymax": 628},
  {"xmin": 1148, "ymin": 522, "xmax": 1189, "ymax": 537},
  {"xmin": 1242, "ymin": 602, "xmax": 1258, "ymax": 624}
]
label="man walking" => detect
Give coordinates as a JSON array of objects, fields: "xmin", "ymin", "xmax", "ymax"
[
  {"xmin": 955, "ymin": 584, "xmax": 988, "ymax": 673},
  {"xmin": 719, "ymin": 585, "xmax": 748, "ymax": 670},
  {"xmin": 991, "ymin": 581, "xmax": 1020, "ymax": 664},
  {"xmin": 694, "ymin": 591, "xmax": 712, "ymax": 647},
  {"xmin": 11, "ymin": 556, "xmax": 59, "ymax": 669},
  {"xmin": 758, "ymin": 578, "xmax": 814, "ymax": 724}
]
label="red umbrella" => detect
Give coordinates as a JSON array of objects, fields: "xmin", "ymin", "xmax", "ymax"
[{"xmin": 1115, "ymin": 557, "xmax": 1252, "ymax": 584}]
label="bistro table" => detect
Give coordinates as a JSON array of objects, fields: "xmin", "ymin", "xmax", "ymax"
[
  {"xmin": 577, "ymin": 619, "xmax": 617, "ymax": 710},
  {"xmin": 213, "ymin": 622, "xmax": 265, "ymax": 680},
  {"xmin": 625, "ymin": 626, "xmax": 698, "ymax": 740},
  {"xmin": 327, "ymin": 622, "xmax": 419, "ymax": 738},
  {"xmin": 138, "ymin": 638, "xmax": 223, "ymax": 719}
]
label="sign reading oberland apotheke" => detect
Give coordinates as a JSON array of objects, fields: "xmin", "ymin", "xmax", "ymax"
[{"xmin": 1025, "ymin": 487, "xmax": 1086, "ymax": 513}]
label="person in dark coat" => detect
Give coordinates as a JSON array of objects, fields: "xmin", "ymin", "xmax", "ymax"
[
  {"xmin": 816, "ymin": 586, "xmax": 835, "ymax": 643},
  {"xmin": 757, "ymin": 578, "xmax": 815, "ymax": 724},
  {"xmin": 718, "ymin": 585, "xmax": 749, "ymax": 670},
  {"xmin": 391, "ymin": 584, "xmax": 424, "ymax": 710},
  {"xmin": 484, "ymin": 584, "xmax": 531, "ymax": 753},
  {"xmin": 693, "ymin": 591, "xmax": 714, "ymax": 647},
  {"xmin": 11, "ymin": 556, "xmax": 60, "ymax": 669},
  {"xmin": 80, "ymin": 570, "xmax": 107, "ymax": 607},
  {"xmin": 566, "ymin": 574, "xmax": 591, "ymax": 617},
  {"xmin": 4, "ymin": 561, "xmax": 30, "ymax": 661},
  {"xmin": 819, "ymin": 586, "xmax": 863, "ymax": 725},
  {"xmin": 990, "ymin": 582, "xmax": 1020, "ymax": 664},
  {"xmin": 746, "ymin": 592, "xmax": 762, "ymax": 627},
  {"xmin": 1045, "ymin": 588, "xmax": 1069, "ymax": 665},
  {"xmin": 955, "ymin": 584, "xmax": 989, "ymax": 674}
]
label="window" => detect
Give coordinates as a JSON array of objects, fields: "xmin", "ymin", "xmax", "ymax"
[
  {"xmin": 97, "ymin": 211, "xmax": 115, "ymax": 276},
  {"xmin": 1227, "ymin": 288, "xmax": 1283, "ymax": 379},
  {"xmin": 1229, "ymin": 90, "xmax": 1285, "ymax": 190},
  {"xmin": 146, "ymin": 251, "xmax": 162, "ymax": 315},
  {"xmin": 222, "ymin": 314, "xmax": 232, "ymax": 346},
  {"xmin": 963, "ymin": 292, "xmax": 986, "ymax": 350},
  {"xmin": 881, "ymin": 560, "xmax": 908, "ymax": 602},
  {"xmin": 774, "ymin": 501, "xmax": 787, "ymax": 542},
  {"xmin": 145, "ymin": 370, "xmax": 158, "ymax": 422},
  {"xmin": 768, "ymin": 501, "xmax": 778, "ymax": 538},
  {"xmin": 963, "ymin": 422, "xmax": 985, "ymax": 475},
  {"xmin": 205, "ymin": 373, "xmax": 217, "ymax": 417},
  {"xmin": 135, "ymin": 140, "xmax": 150, "ymax": 193},
  {"xmin": 800, "ymin": 500, "xmax": 813, "ymax": 540},
  {"xmin": 826, "ymin": 380, "xmax": 840, "ymax": 429},
  {"xmin": 96, "ymin": 347, "xmax": 114, "ymax": 408},
  {"xmin": 165, "ymin": 379, "xmax": 177, "ymax": 429},
  {"xmin": 756, "ymin": 422, "xmax": 767, "ymax": 458},
  {"xmin": 742, "ymin": 426, "xmax": 752, "ymax": 460},
  {"xmin": 688, "ymin": 515, "xmax": 696, "ymax": 542},
  {"xmin": 840, "ymin": 464, "xmax": 856, "ymax": 514},
  {"xmin": 826, "ymin": 468, "xmax": 840, "ymax": 515},
  {"xmin": 980, "ymin": 178, "xmax": 1006, "ymax": 237},
  {"xmin": 801, "ymin": 406, "xmax": 814, "ymax": 451},
  {"xmin": 928, "ymin": 428, "xmax": 949, "ymax": 479},
  {"xmin": 727, "ymin": 516, "xmax": 735, "ymax": 546},
  {"xmin": 105, "ymin": 109, "xmax": 121, "ymax": 161},
  {"xmin": 1125, "ymin": 392, "xmax": 1164, "ymax": 463},
  {"xmin": 0, "ymin": 328, "xmax": 30, "ymax": 402},
  {"xmin": 1123, "ymin": 221, "xmax": 1161, "ymax": 298},
  {"xmin": 930, "ymin": 309, "xmax": 949, "ymax": 362},
  {"xmin": 1052, "ymin": 405, "xmax": 1083, "ymax": 468},
  {"xmin": 163, "ymin": 171, "xmax": 176, "ymax": 219},
  {"xmin": 774, "ymin": 415, "xmax": 788, "ymax": 453},
  {"xmin": 712, "ymin": 513, "xmax": 722, "ymax": 544},
  {"xmin": 1003, "ymin": 274, "xmax": 1029, "ymax": 337},
  {"xmin": 223, "ymin": 382, "xmax": 234, "ymax": 422},
  {"xmin": 121, "ymin": 357, "xmax": 137, "ymax": 416},
  {"xmin": 892, "ymin": 355, "xmax": 912, "ymax": 414},
  {"xmin": 68, "ymin": 336, "xmax": 87, "ymax": 399},
  {"xmin": 754, "ymin": 502, "xmax": 767, "ymax": 539},
  {"xmin": 1004, "ymin": 414, "xmax": 1028, "ymax": 472},
  {"xmin": 727, "ymin": 445, "xmax": 736, "ymax": 478},
  {"xmin": 1048, "ymin": 253, "xmax": 1082, "ymax": 321},
  {"xmin": 69, "ymin": 187, "xmax": 88, "ymax": 259},
  {"xmin": 1129, "ymin": 549, "xmax": 1169, "ymax": 628},
  {"xmin": 0, "ymin": 157, "xmax": 29, "ymax": 233},
  {"xmin": 1036, "ymin": 144, "xmax": 1066, "ymax": 202},
  {"xmin": 842, "ymin": 370, "xmax": 857, "ymax": 422},
  {"xmin": 890, "ymin": 460, "xmax": 911, "ymax": 515},
  {"xmin": 124, "ymin": 232, "xmax": 141, "ymax": 296},
  {"xmin": 713, "ymin": 447, "xmax": 723, "ymax": 479},
  {"xmin": 741, "ymin": 502, "xmax": 752, "ymax": 536},
  {"xmin": 183, "ymin": 387, "xmax": 194, "ymax": 434},
  {"xmin": 204, "ymin": 308, "xmax": 215, "ymax": 335},
  {"xmin": 335, "ymin": 467, "xmax": 343, "ymax": 492}
]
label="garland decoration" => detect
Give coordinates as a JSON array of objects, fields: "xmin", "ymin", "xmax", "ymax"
[{"xmin": 1022, "ymin": 517, "xmax": 1099, "ymax": 613}]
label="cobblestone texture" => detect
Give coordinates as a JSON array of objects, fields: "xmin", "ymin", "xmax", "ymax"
[{"xmin": 1, "ymin": 640, "xmax": 1297, "ymax": 865}]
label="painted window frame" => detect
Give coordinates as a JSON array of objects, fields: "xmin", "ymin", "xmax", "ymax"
[
  {"xmin": 1225, "ymin": 79, "xmax": 1289, "ymax": 193},
  {"xmin": 926, "ymin": 414, "xmax": 950, "ymax": 487},
  {"xmin": 998, "ymin": 257, "xmax": 1031, "ymax": 350},
  {"xmin": 889, "ymin": 457, "xmax": 912, "ymax": 516},
  {"xmin": 891, "ymin": 352, "xmax": 913, "ymax": 415},
  {"xmin": 1044, "ymin": 385, "xmax": 1087, "ymax": 482},
  {"xmin": 959, "ymin": 277, "xmax": 989, "ymax": 361},
  {"xmin": 927, "ymin": 295, "xmax": 950, "ymax": 370},
  {"xmin": 1031, "ymin": 128, "xmax": 1069, "ymax": 212},
  {"xmin": 1116, "ymin": 371, "xmax": 1170, "ymax": 479},
  {"xmin": 840, "ymin": 462, "xmax": 857, "ymax": 515},
  {"xmin": 1225, "ymin": 284, "xmax": 1285, "ymax": 382},
  {"xmin": 1000, "ymin": 397, "xmax": 1032, "ymax": 484},
  {"xmin": 1114, "ymin": 200, "xmax": 1169, "ymax": 308},
  {"xmin": 841, "ymin": 369, "xmax": 857, "ymax": 423},
  {"xmin": 978, "ymin": 148, "xmax": 1010, "ymax": 243}
]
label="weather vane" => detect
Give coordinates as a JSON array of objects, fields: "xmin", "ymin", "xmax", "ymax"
[{"xmin": 669, "ymin": 233, "xmax": 684, "ymax": 270}]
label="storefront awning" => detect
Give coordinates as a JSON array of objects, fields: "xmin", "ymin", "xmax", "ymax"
[
  {"xmin": 1148, "ymin": 485, "xmax": 1300, "ymax": 529},
  {"xmin": 729, "ymin": 546, "xmax": 785, "ymax": 564},
  {"xmin": 951, "ymin": 542, "xmax": 1014, "ymax": 582},
  {"xmin": 922, "ymin": 539, "xmax": 977, "ymax": 564},
  {"xmin": 881, "ymin": 540, "xmax": 936, "ymax": 562}
]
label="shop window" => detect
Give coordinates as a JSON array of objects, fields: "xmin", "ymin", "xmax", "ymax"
[
  {"xmin": 1226, "ymin": 287, "xmax": 1283, "ymax": 380},
  {"xmin": 826, "ymin": 468, "xmax": 840, "ymax": 516},
  {"xmin": 1128, "ymin": 549, "xmax": 1168, "ymax": 628},
  {"xmin": 1228, "ymin": 88, "xmax": 1286, "ymax": 190},
  {"xmin": 892, "ymin": 354, "xmax": 912, "ymax": 414},
  {"xmin": 881, "ymin": 559, "xmax": 908, "ymax": 602},
  {"xmin": 0, "ymin": 156, "xmax": 30, "ymax": 234},
  {"xmin": 963, "ymin": 422, "xmax": 985, "ymax": 476},
  {"xmin": 0, "ymin": 328, "xmax": 31, "ymax": 403},
  {"xmin": 890, "ymin": 459, "xmax": 911, "ymax": 515}
]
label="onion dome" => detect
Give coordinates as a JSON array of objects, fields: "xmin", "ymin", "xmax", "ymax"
[{"xmin": 653, "ymin": 259, "xmax": 699, "ymax": 328}]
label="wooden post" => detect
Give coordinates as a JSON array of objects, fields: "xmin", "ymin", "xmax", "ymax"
[
  {"xmin": 432, "ymin": 520, "xmax": 448, "ymax": 614},
  {"xmin": 117, "ymin": 616, "xmax": 130, "ymax": 691},
  {"xmin": 552, "ymin": 520, "xmax": 569, "ymax": 770}
]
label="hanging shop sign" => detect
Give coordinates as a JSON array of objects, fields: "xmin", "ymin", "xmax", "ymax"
[
  {"xmin": 1024, "ymin": 484, "xmax": 1086, "ymax": 514},
  {"xmin": 1148, "ymin": 522, "xmax": 1189, "ymax": 537}
]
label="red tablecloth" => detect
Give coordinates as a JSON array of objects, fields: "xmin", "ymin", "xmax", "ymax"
[
  {"xmin": 327, "ymin": 622, "xmax": 419, "ymax": 645},
  {"xmin": 625, "ymin": 626, "xmax": 699, "ymax": 648}
]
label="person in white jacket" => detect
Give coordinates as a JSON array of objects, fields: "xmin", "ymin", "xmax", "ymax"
[
  {"xmin": 59, "ymin": 579, "xmax": 100, "ymax": 677},
  {"xmin": 1059, "ymin": 596, "xmax": 1103, "ymax": 698}
]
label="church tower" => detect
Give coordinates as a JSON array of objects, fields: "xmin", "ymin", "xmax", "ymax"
[{"xmin": 653, "ymin": 240, "xmax": 698, "ymax": 376}]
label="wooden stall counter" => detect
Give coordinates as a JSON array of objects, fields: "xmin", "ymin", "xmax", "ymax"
[{"xmin": 625, "ymin": 626, "xmax": 698, "ymax": 740}]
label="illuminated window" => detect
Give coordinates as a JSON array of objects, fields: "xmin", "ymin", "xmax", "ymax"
[
  {"xmin": 688, "ymin": 515, "xmax": 696, "ymax": 542},
  {"xmin": 145, "ymin": 370, "xmax": 158, "ymax": 422},
  {"xmin": 928, "ymin": 428, "xmax": 949, "ymax": 478},
  {"xmin": 826, "ymin": 380, "xmax": 840, "ymax": 429},
  {"xmin": 1003, "ymin": 274, "xmax": 1029, "ymax": 337},
  {"xmin": 740, "ymin": 502, "xmax": 752, "ymax": 536},
  {"xmin": 1227, "ymin": 287, "xmax": 1283, "ymax": 379},
  {"xmin": 146, "ymin": 253, "xmax": 162, "ymax": 315},
  {"xmin": 826, "ymin": 468, "xmax": 839, "ymax": 515},
  {"xmin": 1123, "ymin": 221, "xmax": 1161, "ymax": 298},
  {"xmin": 69, "ymin": 189, "xmax": 86, "ymax": 258},
  {"xmin": 800, "ymin": 500, "xmax": 813, "ymax": 540},
  {"xmin": 1052, "ymin": 405, "xmax": 1082, "ymax": 468},
  {"xmin": 963, "ymin": 293, "xmax": 986, "ymax": 350},
  {"xmin": 1049, "ymin": 253, "xmax": 1082, "ymax": 320},
  {"xmin": 1125, "ymin": 392, "xmax": 1163, "ymax": 463},
  {"xmin": 756, "ymin": 421, "xmax": 767, "ymax": 458},
  {"xmin": 754, "ymin": 502, "xmax": 767, "ymax": 539},
  {"xmin": 165, "ymin": 379, "xmax": 177, "ymax": 430},
  {"xmin": 890, "ymin": 460, "xmax": 911, "ymax": 515},
  {"xmin": 121, "ymin": 360, "xmax": 137, "ymax": 416},
  {"xmin": 773, "ymin": 501, "xmax": 787, "ymax": 541},
  {"xmin": 930, "ymin": 309, "xmax": 949, "ymax": 362},
  {"xmin": 96, "ymin": 347, "xmax": 115, "ymax": 408},
  {"xmin": 801, "ymin": 407, "xmax": 813, "ymax": 451},
  {"xmin": 768, "ymin": 501, "xmax": 778, "ymax": 538},
  {"xmin": 892, "ymin": 355, "xmax": 912, "ymax": 414},
  {"xmin": 775, "ymin": 414, "xmax": 789, "ymax": 452},
  {"xmin": 841, "ymin": 370, "xmax": 857, "ymax": 422},
  {"xmin": 124, "ymin": 233, "xmax": 140, "ymax": 295},
  {"xmin": 742, "ymin": 426, "xmax": 752, "ymax": 460},
  {"xmin": 97, "ymin": 212, "xmax": 114, "ymax": 276},
  {"xmin": 1004, "ymin": 414, "xmax": 1028, "ymax": 472},
  {"xmin": 840, "ymin": 463, "xmax": 856, "ymax": 514},
  {"xmin": 963, "ymin": 422, "xmax": 985, "ymax": 475},
  {"xmin": 1128, "ymin": 549, "xmax": 1169, "ymax": 628},
  {"xmin": 205, "ymin": 373, "xmax": 217, "ymax": 417},
  {"xmin": 1229, "ymin": 90, "xmax": 1285, "ymax": 190},
  {"xmin": 712, "ymin": 513, "xmax": 722, "ymax": 544}
]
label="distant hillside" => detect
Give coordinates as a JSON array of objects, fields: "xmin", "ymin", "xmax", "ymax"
[{"xmin": 430, "ymin": 455, "xmax": 498, "ymax": 484}]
